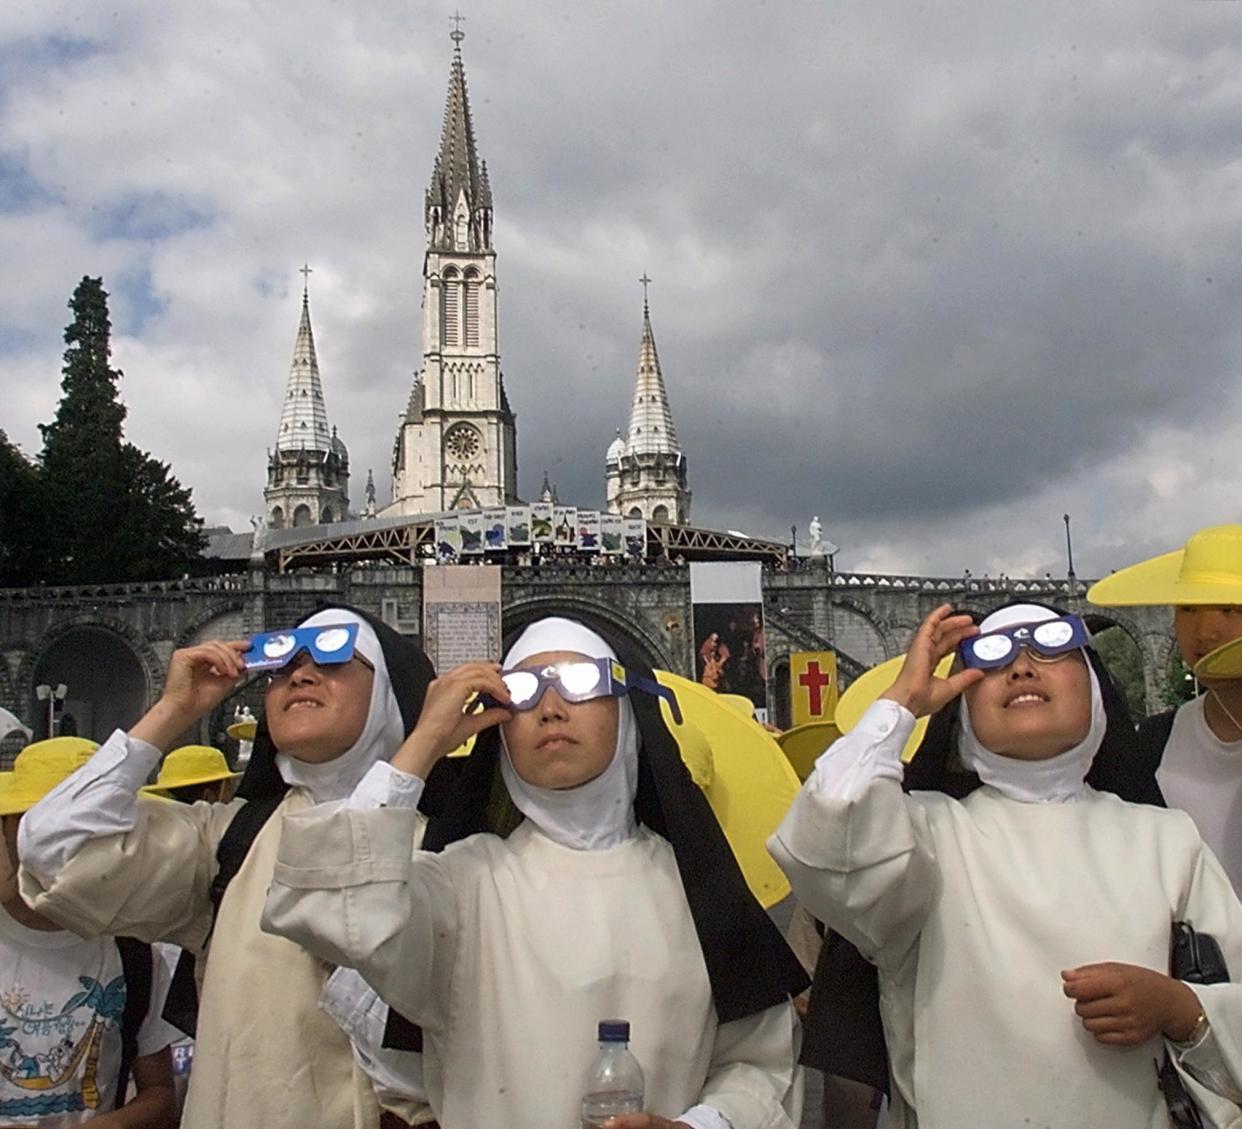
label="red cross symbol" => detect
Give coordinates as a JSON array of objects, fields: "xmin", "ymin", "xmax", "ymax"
[{"xmin": 798, "ymin": 661, "xmax": 832, "ymax": 716}]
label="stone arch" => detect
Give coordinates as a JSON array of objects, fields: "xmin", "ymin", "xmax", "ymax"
[
  {"xmin": 502, "ymin": 595, "xmax": 676, "ymax": 672},
  {"xmin": 270, "ymin": 505, "xmax": 285, "ymax": 529},
  {"xmin": 175, "ymin": 602, "xmax": 249, "ymax": 649},
  {"xmin": 651, "ymin": 505, "xmax": 669, "ymax": 525},
  {"xmin": 293, "ymin": 504, "xmax": 313, "ymax": 527},
  {"xmin": 0, "ymin": 656, "xmax": 18, "ymax": 720},
  {"xmin": 321, "ymin": 506, "xmax": 335, "ymax": 524},
  {"xmin": 828, "ymin": 596, "xmax": 894, "ymax": 667},
  {"xmin": 17, "ymin": 616, "xmax": 164, "ymax": 743}
]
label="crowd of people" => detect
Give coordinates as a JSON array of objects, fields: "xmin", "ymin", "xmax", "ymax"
[{"xmin": 0, "ymin": 521, "xmax": 1240, "ymax": 1128}]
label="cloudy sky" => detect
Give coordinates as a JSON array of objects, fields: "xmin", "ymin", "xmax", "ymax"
[{"xmin": 3, "ymin": 0, "xmax": 1241, "ymax": 578}]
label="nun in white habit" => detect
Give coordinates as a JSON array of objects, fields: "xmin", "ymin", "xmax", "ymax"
[
  {"xmin": 263, "ymin": 615, "xmax": 807, "ymax": 1129},
  {"xmin": 770, "ymin": 603, "xmax": 1242, "ymax": 1129}
]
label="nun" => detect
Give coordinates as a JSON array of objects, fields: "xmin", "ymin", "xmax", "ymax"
[
  {"xmin": 262, "ymin": 616, "xmax": 808, "ymax": 1129},
  {"xmin": 17, "ymin": 606, "xmax": 435, "ymax": 1129},
  {"xmin": 770, "ymin": 603, "xmax": 1242, "ymax": 1128}
]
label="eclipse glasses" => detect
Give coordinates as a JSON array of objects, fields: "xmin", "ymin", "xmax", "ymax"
[
  {"xmin": 242, "ymin": 622, "xmax": 360, "ymax": 672},
  {"xmin": 483, "ymin": 657, "xmax": 683, "ymax": 724},
  {"xmin": 958, "ymin": 614, "xmax": 1089, "ymax": 671}
]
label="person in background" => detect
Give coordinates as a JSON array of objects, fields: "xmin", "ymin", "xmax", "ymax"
[{"xmin": 0, "ymin": 737, "xmax": 178, "ymax": 1127}]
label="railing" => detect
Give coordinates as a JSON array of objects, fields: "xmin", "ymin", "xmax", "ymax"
[{"xmin": 0, "ymin": 574, "xmax": 256, "ymax": 601}]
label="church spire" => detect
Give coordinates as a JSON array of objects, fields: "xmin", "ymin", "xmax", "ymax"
[
  {"xmin": 425, "ymin": 26, "xmax": 493, "ymax": 252},
  {"xmin": 624, "ymin": 279, "xmax": 680, "ymax": 456},
  {"xmin": 275, "ymin": 268, "xmax": 332, "ymax": 453}
]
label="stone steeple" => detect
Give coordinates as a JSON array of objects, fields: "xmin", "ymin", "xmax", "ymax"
[
  {"xmin": 387, "ymin": 31, "xmax": 517, "ymax": 516},
  {"xmin": 424, "ymin": 33, "xmax": 494, "ymax": 255},
  {"xmin": 265, "ymin": 269, "xmax": 350, "ymax": 528},
  {"xmin": 605, "ymin": 279, "xmax": 690, "ymax": 525}
]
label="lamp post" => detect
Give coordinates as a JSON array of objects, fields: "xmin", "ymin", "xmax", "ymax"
[
  {"xmin": 1063, "ymin": 513, "xmax": 1077, "ymax": 602},
  {"xmin": 35, "ymin": 683, "xmax": 68, "ymax": 738}
]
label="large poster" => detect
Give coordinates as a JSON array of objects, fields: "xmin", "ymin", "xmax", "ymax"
[
  {"xmin": 530, "ymin": 503, "xmax": 554, "ymax": 543},
  {"xmin": 434, "ymin": 516, "xmax": 461, "ymax": 563},
  {"xmin": 507, "ymin": 506, "xmax": 532, "ymax": 546},
  {"xmin": 553, "ymin": 506, "xmax": 577, "ymax": 547},
  {"xmin": 577, "ymin": 509, "xmax": 601, "ymax": 551},
  {"xmin": 482, "ymin": 507, "xmax": 507, "ymax": 551},
  {"xmin": 689, "ymin": 562, "xmax": 768, "ymax": 721},
  {"xmin": 459, "ymin": 511, "xmax": 484, "ymax": 555},
  {"xmin": 623, "ymin": 516, "xmax": 646, "ymax": 562},
  {"xmin": 600, "ymin": 513, "xmax": 624, "ymax": 555}
]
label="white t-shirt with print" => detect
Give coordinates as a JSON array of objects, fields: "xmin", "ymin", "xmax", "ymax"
[{"xmin": 0, "ymin": 904, "xmax": 178, "ymax": 1126}]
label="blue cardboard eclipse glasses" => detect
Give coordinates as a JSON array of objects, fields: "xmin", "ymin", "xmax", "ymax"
[
  {"xmin": 484, "ymin": 657, "xmax": 683, "ymax": 724},
  {"xmin": 243, "ymin": 622, "xmax": 361, "ymax": 672},
  {"xmin": 958, "ymin": 614, "xmax": 1089, "ymax": 671}
]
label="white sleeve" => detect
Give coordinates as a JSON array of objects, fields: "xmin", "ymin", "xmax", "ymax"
[
  {"xmin": 768, "ymin": 700, "xmax": 937, "ymax": 967},
  {"xmin": 677, "ymin": 1106, "xmax": 731, "ymax": 1129},
  {"xmin": 18, "ymin": 728, "xmax": 162, "ymax": 882},
  {"xmin": 136, "ymin": 943, "xmax": 183, "ymax": 1056},
  {"xmin": 345, "ymin": 761, "xmax": 427, "ymax": 811}
]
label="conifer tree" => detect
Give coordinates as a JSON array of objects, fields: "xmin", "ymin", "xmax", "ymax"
[{"xmin": 38, "ymin": 276, "xmax": 205, "ymax": 583}]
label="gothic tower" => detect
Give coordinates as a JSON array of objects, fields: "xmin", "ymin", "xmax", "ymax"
[
  {"xmin": 264, "ymin": 272, "xmax": 350, "ymax": 528},
  {"xmin": 605, "ymin": 282, "xmax": 690, "ymax": 525},
  {"xmin": 387, "ymin": 32, "xmax": 517, "ymax": 515}
]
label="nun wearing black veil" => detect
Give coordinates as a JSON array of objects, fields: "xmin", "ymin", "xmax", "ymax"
[
  {"xmin": 769, "ymin": 603, "xmax": 1242, "ymax": 1129},
  {"xmin": 262, "ymin": 616, "xmax": 808, "ymax": 1129}
]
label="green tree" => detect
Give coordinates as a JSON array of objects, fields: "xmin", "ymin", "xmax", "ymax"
[
  {"xmin": 0, "ymin": 430, "xmax": 48, "ymax": 586},
  {"xmin": 38, "ymin": 276, "xmax": 205, "ymax": 583},
  {"xmin": 1092, "ymin": 626, "xmax": 1148, "ymax": 717},
  {"xmin": 1166, "ymin": 654, "xmax": 1197, "ymax": 710}
]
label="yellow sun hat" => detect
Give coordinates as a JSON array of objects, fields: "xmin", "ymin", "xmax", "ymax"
[
  {"xmin": 776, "ymin": 721, "xmax": 842, "ymax": 781},
  {"xmin": 1195, "ymin": 636, "xmax": 1242, "ymax": 682},
  {"xmin": 0, "ymin": 737, "xmax": 99, "ymax": 817},
  {"xmin": 226, "ymin": 718, "xmax": 257, "ymax": 741},
  {"xmin": 654, "ymin": 670, "xmax": 800, "ymax": 908},
  {"xmin": 1087, "ymin": 525, "xmax": 1242, "ymax": 607},
  {"xmin": 141, "ymin": 745, "xmax": 240, "ymax": 795},
  {"xmin": 834, "ymin": 653, "xmax": 955, "ymax": 763}
]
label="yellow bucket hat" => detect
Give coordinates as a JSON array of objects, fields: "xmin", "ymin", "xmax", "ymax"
[
  {"xmin": 142, "ymin": 745, "xmax": 240, "ymax": 794},
  {"xmin": 834, "ymin": 652, "xmax": 955, "ymax": 763},
  {"xmin": 1087, "ymin": 524, "xmax": 1242, "ymax": 607},
  {"xmin": 1195, "ymin": 636, "xmax": 1242, "ymax": 681},
  {"xmin": 654, "ymin": 670, "xmax": 800, "ymax": 909},
  {"xmin": 776, "ymin": 721, "xmax": 842, "ymax": 782},
  {"xmin": 0, "ymin": 737, "xmax": 99, "ymax": 817}
]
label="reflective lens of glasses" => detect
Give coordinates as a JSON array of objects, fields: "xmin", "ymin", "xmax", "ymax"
[
  {"xmin": 263, "ymin": 634, "xmax": 297, "ymax": 661},
  {"xmin": 313, "ymin": 627, "xmax": 353, "ymax": 654},
  {"xmin": 971, "ymin": 635, "xmax": 1016, "ymax": 663},
  {"xmin": 501, "ymin": 670, "xmax": 541, "ymax": 706},
  {"xmin": 558, "ymin": 662, "xmax": 604, "ymax": 697},
  {"xmin": 1031, "ymin": 620, "xmax": 1074, "ymax": 649}
]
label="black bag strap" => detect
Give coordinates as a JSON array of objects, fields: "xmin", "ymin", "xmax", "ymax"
[
  {"xmin": 161, "ymin": 793, "xmax": 287, "ymax": 1035},
  {"xmin": 115, "ymin": 936, "xmax": 153, "ymax": 1109},
  {"xmin": 381, "ymin": 1006, "xmax": 424, "ymax": 1053}
]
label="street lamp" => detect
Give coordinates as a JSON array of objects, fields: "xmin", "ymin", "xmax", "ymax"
[
  {"xmin": 35, "ymin": 683, "xmax": 68, "ymax": 738},
  {"xmin": 1063, "ymin": 514, "xmax": 1077, "ymax": 602}
]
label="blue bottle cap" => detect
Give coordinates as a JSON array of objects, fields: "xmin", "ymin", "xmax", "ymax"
[{"xmin": 598, "ymin": 1019, "xmax": 630, "ymax": 1042}]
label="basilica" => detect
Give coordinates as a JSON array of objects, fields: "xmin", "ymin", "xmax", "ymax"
[{"xmin": 263, "ymin": 33, "xmax": 690, "ymax": 531}]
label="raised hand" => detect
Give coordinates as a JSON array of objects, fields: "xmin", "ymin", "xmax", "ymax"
[
  {"xmin": 880, "ymin": 604, "xmax": 983, "ymax": 718},
  {"xmin": 131, "ymin": 641, "xmax": 250, "ymax": 750},
  {"xmin": 1062, "ymin": 962, "xmax": 1203, "ymax": 1046},
  {"xmin": 389, "ymin": 662, "xmax": 513, "ymax": 780}
]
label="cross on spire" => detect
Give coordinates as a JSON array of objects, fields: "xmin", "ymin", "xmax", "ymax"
[
  {"xmin": 639, "ymin": 272, "xmax": 652, "ymax": 314},
  {"xmin": 449, "ymin": 10, "xmax": 466, "ymax": 48},
  {"xmin": 299, "ymin": 263, "xmax": 313, "ymax": 300}
]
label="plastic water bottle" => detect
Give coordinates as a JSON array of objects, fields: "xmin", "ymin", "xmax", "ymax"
[{"xmin": 580, "ymin": 1019, "xmax": 644, "ymax": 1127}]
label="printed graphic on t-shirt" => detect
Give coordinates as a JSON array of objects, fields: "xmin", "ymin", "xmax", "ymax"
[{"xmin": 0, "ymin": 973, "xmax": 125, "ymax": 1119}]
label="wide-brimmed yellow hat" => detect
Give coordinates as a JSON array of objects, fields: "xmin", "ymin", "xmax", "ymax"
[
  {"xmin": 834, "ymin": 653, "xmax": 955, "ymax": 763},
  {"xmin": 776, "ymin": 721, "xmax": 842, "ymax": 781},
  {"xmin": 226, "ymin": 718, "xmax": 257, "ymax": 741},
  {"xmin": 0, "ymin": 737, "xmax": 99, "ymax": 816},
  {"xmin": 1195, "ymin": 636, "xmax": 1242, "ymax": 681},
  {"xmin": 142, "ymin": 745, "xmax": 240, "ymax": 795},
  {"xmin": 654, "ymin": 670, "xmax": 800, "ymax": 908},
  {"xmin": 1087, "ymin": 525, "xmax": 1242, "ymax": 607}
]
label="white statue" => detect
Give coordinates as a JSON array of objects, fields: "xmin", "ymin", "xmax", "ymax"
[{"xmin": 809, "ymin": 515, "xmax": 824, "ymax": 558}]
